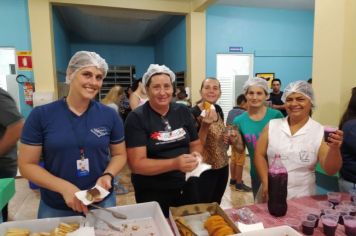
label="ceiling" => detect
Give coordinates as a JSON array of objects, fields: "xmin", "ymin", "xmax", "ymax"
[{"xmin": 54, "ymin": 0, "xmax": 314, "ymax": 44}]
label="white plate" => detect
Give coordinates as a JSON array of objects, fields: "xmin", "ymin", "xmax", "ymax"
[{"xmin": 234, "ymin": 225, "xmax": 302, "ymax": 236}]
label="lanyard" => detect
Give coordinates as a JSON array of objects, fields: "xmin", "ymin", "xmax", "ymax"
[{"xmin": 63, "ymin": 98, "xmax": 92, "ymax": 160}]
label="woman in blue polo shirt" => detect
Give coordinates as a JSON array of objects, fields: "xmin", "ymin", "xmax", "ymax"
[{"xmin": 18, "ymin": 51, "xmax": 127, "ymax": 218}]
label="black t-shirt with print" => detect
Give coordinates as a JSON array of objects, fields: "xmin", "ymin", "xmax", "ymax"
[{"xmin": 124, "ymin": 102, "xmax": 199, "ymax": 190}]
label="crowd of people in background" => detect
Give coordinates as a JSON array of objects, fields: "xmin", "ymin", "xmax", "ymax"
[{"xmin": 1, "ymin": 50, "xmax": 355, "ymax": 221}]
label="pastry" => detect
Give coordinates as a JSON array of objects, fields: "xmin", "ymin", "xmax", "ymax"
[
  {"xmin": 203, "ymin": 101, "xmax": 212, "ymax": 110},
  {"xmin": 86, "ymin": 187, "xmax": 100, "ymax": 201},
  {"xmin": 204, "ymin": 215, "xmax": 234, "ymax": 236}
]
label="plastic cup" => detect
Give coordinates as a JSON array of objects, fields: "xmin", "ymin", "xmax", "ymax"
[
  {"xmin": 343, "ymin": 215, "xmax": 356, "ymax": 236},
  {"xmin": 350, "ymin": 189, "xmax": 356, "ymax": 202},
  {"xmin": 318, "ymin": 201, "xmax": 334, "ymax": 216},
  {"xmin": 324, "ymin": 125, "xmax": 337, "ymax": 142},
  {"xmin": 284, "ymin": 218, "xmax": 301, "ymax": 231},
  {"xmin": 327, "ymin": 192, "xmax": 342, "ymax": 208},
  {"xmin": 335, "ymin": 205, "xmax": 350, "ymax": 225},
  {"xmin": 324, "ymin": 209, "xmax": 340, "ymax": 217},
  {"xmin": 321, "ymin": 214, "xmax": 339, "ymax": 236},
  {"xmin": 302, "ymin": 214, "xmax": 317, "ymax": 235}
]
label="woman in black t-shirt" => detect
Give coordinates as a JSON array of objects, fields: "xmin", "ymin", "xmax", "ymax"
[{"xmin": 124, "ymin": 64, "xmax": 202, "ymax": 217}]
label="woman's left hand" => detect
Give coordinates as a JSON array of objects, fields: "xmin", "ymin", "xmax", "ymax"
[
  {"xmin": 96, "ymin": 175, "xmax": 113, "ymax": 192},
  {"xmin": 327, "ymin": 129, "xmax": 343, "ymax": 148}
]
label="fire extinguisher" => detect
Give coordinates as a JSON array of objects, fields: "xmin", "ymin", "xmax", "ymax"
[{"xmin": 16, "ymin": 74, "xmax": 35, "ymax": 106}]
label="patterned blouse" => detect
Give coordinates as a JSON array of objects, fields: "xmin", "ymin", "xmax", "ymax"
[{"xmin": 191, "ymin": 104, "xmax": 229, "ymax": 169}]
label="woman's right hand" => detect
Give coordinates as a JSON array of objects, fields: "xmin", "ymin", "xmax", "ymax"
[
  {"xmin": 176, "ymin": 154, "xmax": 199, "ymax": 172},
  {"xmin": 60, "ymin": 184, "xmax": 88, "ymax": 213},
  {"xmin": 202, "ymin": 109, "xmax": 218, "ymax": 124}
]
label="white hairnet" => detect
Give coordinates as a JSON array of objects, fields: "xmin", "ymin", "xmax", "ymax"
[
  {"xmin": 142, "ymin": 64, "xmax": 176, "ymax": 87},
  {"xmin": 65, "ymin": 51, "xmax": 108, "ymax": 84},
  {"xmin": 281, "ymin": 80, "xmax": 315, "ymax": 105},
  {"xmin": 243, "ymin": 77, "xmax": 269, "ymax": 94}
]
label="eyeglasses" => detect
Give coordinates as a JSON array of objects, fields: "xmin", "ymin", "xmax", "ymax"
[{"xmin": 161, "ymin": 116, "xmax": 172, "ymax": 132}]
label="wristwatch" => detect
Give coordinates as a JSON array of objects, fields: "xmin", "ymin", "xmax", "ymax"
[{"xmin": 101, "ymin": 172, "xmax": 114, "ymax": 181}]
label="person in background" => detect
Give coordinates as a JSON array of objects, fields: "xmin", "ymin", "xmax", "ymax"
[
  {"xmin": 233, "ymin": 77, "xmax": 284, "ymax": 198},
  {"xmin": 18, "ymin": 51, "xmax": 127, "ymax": 218},
  {"xmin": 268, "ymin": 78, "xmax": 287, "ymax": 116},
  {"xmin": 129, "ymin": 78, "xmax": 148, "ymax": 110},
  {"xmin": 175, "ymin": 88, "xmax": 191, "ymax": 107},
  {"xmin": 101, "ymin": 85, "xmax": 125, "ymax": 115},
  {"xmin": 307, "ymin": 78, "xmax": 312, "ymax": 84},
  {"xmin": 191, "ymin": 78, "xmax": 239, "ymax": 204},
  {"xmin": 226, "ymin": 94, "xmax": 251, "ymax": 192},
  {"xmin": 101, "ymin": 86, "xmax": 129, "ymax": 195},
  {"xmin": 0, "ymin": 88, "xmax": 24, "ymax": 223},
  {"xmin": 124, "ymin": 64, "xmax": 202, "ymax": 217},
  {"xmin": 338, "ymin": 87, "xmax": 356, "ymax": 192},
  {"xmin": 254, "ymin": 81, "xmax": 342, "ymax": 201}
]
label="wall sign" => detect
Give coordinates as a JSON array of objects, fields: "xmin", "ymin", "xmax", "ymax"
[
  {"xmin": 17, "ymin": 51, "xmax": 32, "ymax": 71},
  {"xmin": 229, "ymin": 46, "xmax": 243, "ymax": 52}
]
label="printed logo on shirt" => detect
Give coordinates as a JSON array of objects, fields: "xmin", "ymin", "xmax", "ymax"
[
  {"xmin": 299, "ymin": 150, "xmax": 310, "ymax": 162},
  {"xmin": 150, "ymin": 128, "xmax": 186, "ymax": 143},
  {"xmin": 90, "ymin": 127, "xmax": 109, "ymax": 138}
]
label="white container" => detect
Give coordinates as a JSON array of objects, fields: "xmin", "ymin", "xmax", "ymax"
[
  {"xmin": 93, "ymin": 201, "xmax": 173, "ymax": 236},
  {"xmin": 234, "ymin": 225, "xmax": 302, "ymax": 236},
  {"xmin": 0, "ymin": 202, "xmax": 173, "ymax": 236},
  {"xmin": 0, "ymin": 216, "xmax": 84, "ymax": 235}
]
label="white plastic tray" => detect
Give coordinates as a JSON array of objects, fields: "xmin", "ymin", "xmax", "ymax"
[
  {"xmin": 92, "ymin": 201, "xmax": 174, "ymax": 236},
  {"xmin": 0, "ymin": 215, "xmax": 84, "ymax": 235},
  {"xmin": 234, "ymin": 225, "xmax": 302, "ymax": 236},
  {"xmin": 0, "ymin": 202, "xmax": 173, "ymax": 236}
]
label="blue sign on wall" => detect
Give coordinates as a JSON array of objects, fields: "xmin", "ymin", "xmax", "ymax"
[{"xmin": 229, "ymin": 46, "xmax": 243, "ymax": 52}]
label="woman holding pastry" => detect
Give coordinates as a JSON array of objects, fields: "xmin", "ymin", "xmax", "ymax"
[
  {"xmin": 18, "ymin": 51, "xmax": 127, "ymax": 218},
  {"xmin": 191, "ymin": 78, "xmax": 238, "ymax": 204},
  {"xmin": 125, "ymin": 64, "xmax": 202, "ymax": 217}
]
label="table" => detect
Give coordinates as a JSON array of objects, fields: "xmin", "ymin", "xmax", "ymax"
[{"xmin": 225, "ymin": 193, "xmax": 351, "ymax": 236}]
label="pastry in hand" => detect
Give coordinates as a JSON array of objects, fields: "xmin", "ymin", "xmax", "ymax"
[
  {"xmin": 86, "ymin": 187, "xmax": 100, "ymax": 201},
  {"xmin": 203, "ymin": 101, "xmax": 212, "ymax": 111}
]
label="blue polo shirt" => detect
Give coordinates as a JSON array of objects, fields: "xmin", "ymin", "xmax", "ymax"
[{"xmin": 21, "ymin": 99, "xmax": 124, "ymax": 209}]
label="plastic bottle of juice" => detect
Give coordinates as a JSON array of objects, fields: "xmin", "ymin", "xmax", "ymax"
[{"xmin": 268, "ymin": 154, "xmax": 288, "ymax": 217}]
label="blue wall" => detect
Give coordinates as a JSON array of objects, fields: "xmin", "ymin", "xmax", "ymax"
[
  {"xmin": 154, "ymin": 16, "xmax": 186, "ymax": 73},
  {"xmin": 52, "ymin": 7, "xmax": 71, "ymax": 83},
  {"xmin": 206, "ymin": 5, "xmax": 314, "ymax": 87},
  {"xmin": 70, "ymin": 43, "xmax": 154, "ymax": 79},
  {"xmin": 0, "ymin": 0, "xmax": 33, "ymax": 117}
]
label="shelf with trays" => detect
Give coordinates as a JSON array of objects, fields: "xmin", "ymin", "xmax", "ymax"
[
  {"xmin": 175, "ymin": 71, "xmax": 185, "ymax": 88},
  {"xmin": 98, "ymin": 65, "xmax": 135, "ymax": 101}
]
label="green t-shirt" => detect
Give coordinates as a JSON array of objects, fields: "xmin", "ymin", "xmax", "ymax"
[{"xmin": 233, "ymin": 107, "xmax": 284, "ymax": 177}]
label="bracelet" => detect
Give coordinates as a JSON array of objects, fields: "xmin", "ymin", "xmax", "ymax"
[{"xmin": 101, "ymin": 172, "xmax": 114, "ymax": 181}]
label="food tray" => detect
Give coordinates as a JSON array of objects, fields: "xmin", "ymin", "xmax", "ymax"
[
  {"xmin": 234, "ymin": 225, "xmax": 302, "ymax": 236},
  {"xmin": 0, "ymin": 216, "xmax": 84, "ymax": 235},
  {"xmin": 92, "ymin": 201, "xmax": 173, "ymax": 236},
  {"xmin": 169, "ymin": 202, "xmax": 239, "ymax": 236}
]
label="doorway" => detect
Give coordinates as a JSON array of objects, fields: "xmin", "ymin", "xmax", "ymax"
[
  {"xmin": 216, "ymin": 53, "xmax": 254, "ymax": 120},
  {"xmin": 0, "ymin": 48, "xmax": 16, "ymax": 91}
]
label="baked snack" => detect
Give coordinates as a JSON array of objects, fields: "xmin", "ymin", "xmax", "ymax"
[
  {"xmin": 175, "ymin": 217, "xmax": 194, "ymax": 236},
  {"xmin": 204, "ymin": 215, "xmax": 234, "ymax": 236},
  {"xmin": 203, "ymin": 101, "xmax": 212, "ymax": 111},
  {"xmin": 86, "ymin": 187, "xmax": 100, "ymax": 201}
]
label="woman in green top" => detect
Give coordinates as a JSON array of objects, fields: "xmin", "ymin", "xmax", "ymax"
[{"xmin": 233, "ymin": 77, "xmax": 284, "ymax": 198}]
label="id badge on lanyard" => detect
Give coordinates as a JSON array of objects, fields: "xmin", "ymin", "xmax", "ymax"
[{"xmin": 77, "ymin": 148, "xmax": 90, "ymax": 177}]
